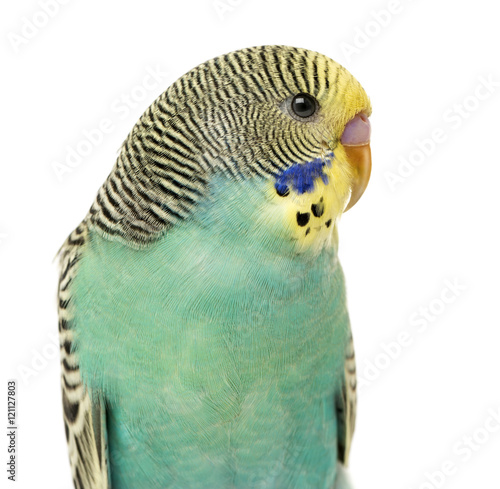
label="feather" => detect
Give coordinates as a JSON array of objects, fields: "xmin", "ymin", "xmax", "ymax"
[{"xmin": 58, "ymin": 223, "xmax": 110, "ymax": 489}]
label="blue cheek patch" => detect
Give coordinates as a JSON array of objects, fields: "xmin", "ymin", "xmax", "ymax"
[{"xmin": 274, "ymin": 153, "xmax": 334, "ymax": 196}]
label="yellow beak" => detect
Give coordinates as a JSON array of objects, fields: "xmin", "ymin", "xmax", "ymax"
[
  {"xmin": 343, "ymin": 142, "xmax": 372, "ymax": 212},
  {"xmin": 341, "ymin": 113, "xmax": 372, "ymax": 212}
]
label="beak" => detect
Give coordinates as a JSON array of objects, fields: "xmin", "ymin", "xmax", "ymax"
[{"xmin": 341, "ymin": 113, "xmax": 372, "ymax": 212}]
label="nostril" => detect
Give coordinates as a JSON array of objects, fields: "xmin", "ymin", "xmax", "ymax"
[{"xmin": 341, "ymin": 113, "xmax": 371, "ymax": 146}]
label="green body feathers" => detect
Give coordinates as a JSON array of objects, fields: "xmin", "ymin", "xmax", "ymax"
[
  {"xmin": 74, "ymin": 177, "xmax": 349, "ymax": 488},
  {"xmin": 58, "ymin": 45, "xmax": 370, "ymax": 488}
]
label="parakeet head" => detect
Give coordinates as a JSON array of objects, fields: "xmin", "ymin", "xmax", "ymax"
[{"xmin": 93, "ymin": 46, "xmax": 371, "ymax": 253}]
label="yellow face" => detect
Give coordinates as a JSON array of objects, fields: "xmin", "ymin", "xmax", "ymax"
[
  {"xmin": 262, "ymin": 145, "xmax": 353, "ymax": 254},
  {"xmin": 265, "ymin": 52, "xmax": 371, "ymax": 253},
  {"xmin": 199, "ymin": 47, "xmax": 372, "ymax": 254},
  {"xmin": 83, "ymin": 46, "xmax": 372, "ymax": 250}
]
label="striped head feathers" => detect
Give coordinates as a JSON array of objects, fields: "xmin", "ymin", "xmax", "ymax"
[{"xmin": 87, "ymin": 45, "xmax": 372, "ymax": 250}]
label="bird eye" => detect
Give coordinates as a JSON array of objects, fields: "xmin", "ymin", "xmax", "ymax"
[{"xmin": 291, "ymin": 93, "xmax": 317, "ymax": 118}]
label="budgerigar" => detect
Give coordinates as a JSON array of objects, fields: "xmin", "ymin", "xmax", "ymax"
[{"xmin": 57, "ymin": 45, "xmax": 372, "ymax": 489}]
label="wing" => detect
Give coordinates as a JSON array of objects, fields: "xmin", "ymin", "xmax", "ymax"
[
  {"xmin": 335, "ymin": 333, "xmax": 357, "ymax": 466},
  {"xmin": 58, "ymin": 222, "xmax": 110, "ymax": 489}
]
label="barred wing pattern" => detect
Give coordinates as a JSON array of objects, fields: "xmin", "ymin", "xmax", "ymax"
[
  {"xmin": 58, "ymin": 223, "xmax": 110, "ymax": 489},
  {"xmin": 336, "ymin": 334, "xmax": 357, "ymax": 466}
]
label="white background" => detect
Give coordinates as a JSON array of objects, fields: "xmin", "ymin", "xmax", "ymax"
[{"xmin": 2, "ymin": 1, "xmax": 500, "ymax": 488}]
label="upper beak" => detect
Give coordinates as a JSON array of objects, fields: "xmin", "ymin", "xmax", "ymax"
[{"xmin": 341, "ymin": 113, "xmax": 372, "ymax": 212}]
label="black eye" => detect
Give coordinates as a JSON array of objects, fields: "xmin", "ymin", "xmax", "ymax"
[{"xmin": 291, "ymin": 93, "xmax": 317, "ymax": 118}]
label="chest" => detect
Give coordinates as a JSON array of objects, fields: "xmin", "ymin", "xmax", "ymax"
[
  {"xmin": 72, "ymin": 176, "xmax": 350, "ymax": 405},
  {"xmin": 79, "ymin": 238, "xmax": 346, "ymax": 380}
]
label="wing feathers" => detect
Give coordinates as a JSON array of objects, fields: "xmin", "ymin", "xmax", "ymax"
[
  {"xmin": 336, "ymin": 333, "xmax": 357, "ymax": 466},
  {"xmin": 58, "ymin": 223, "xmax": 110, "ymax": 489}
]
